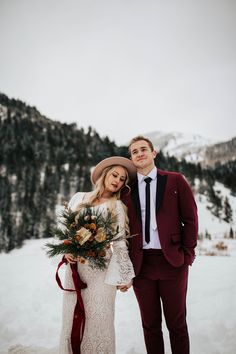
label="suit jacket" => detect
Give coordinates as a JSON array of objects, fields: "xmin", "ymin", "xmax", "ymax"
[{"xmin": 121, "ymin": 168, "xmax": 198, "ymax": 276}]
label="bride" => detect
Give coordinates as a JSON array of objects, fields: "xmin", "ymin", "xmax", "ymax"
[
  {"xmin": 59, "ymin": 156, "xmax": 136, "ymax": 354},
  {"xmin": 9, "ymin": 156, "xmax": 136, "ymax": 354}
]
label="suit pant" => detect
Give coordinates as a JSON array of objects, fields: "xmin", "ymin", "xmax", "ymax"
[{"xmin": 133, "ymin": 249, "xmax": 189, "ymax": 354}]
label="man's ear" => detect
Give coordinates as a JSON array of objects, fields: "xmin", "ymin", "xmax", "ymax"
[{"xmin": 153, "ymin": 150, "xmax": 158, "ymax": 158}]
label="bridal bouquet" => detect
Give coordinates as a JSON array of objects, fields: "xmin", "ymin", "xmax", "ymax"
[{"xmin": 45, "ymin": 203, "xmax": 120, "ymax": 270}]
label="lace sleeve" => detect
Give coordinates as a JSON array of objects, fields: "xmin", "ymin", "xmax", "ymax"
[
  {"xmin": 105, "ymin": 201, "xmax": 135, "ymax": 286},
  {"xmin": 68, "ymin": 192, "xmax": 86, "ymax": 211}
]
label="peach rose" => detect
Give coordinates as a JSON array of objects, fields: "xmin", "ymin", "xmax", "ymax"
[{"xmin": 95, "ymin": 228, "xmax": 107, "ymax": 242}]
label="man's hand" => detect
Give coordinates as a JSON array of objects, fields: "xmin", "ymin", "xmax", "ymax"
[{"xmin": 117, "ymin": 280, "xmax": 133, "ymax": 292}]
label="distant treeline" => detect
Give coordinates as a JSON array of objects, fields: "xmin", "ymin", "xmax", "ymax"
[{"xmin": 0, "ymin": 93, "xmax": 235, "ymax": 251}]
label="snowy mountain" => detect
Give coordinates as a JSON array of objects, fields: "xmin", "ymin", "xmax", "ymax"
[
  {"xmin": 144, "ymin": 130, "xmax": 236, "ymax": 166},
  {"xmin": 143, "ymin": 131, "xmax": 236, "ymax": 239},
  {"xmin": 205, "ymin": 136, "xmax": 236, "ymax": 167}
]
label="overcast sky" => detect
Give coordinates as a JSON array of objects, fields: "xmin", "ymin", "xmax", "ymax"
[{"xmin": 0, "ymin": 0, "xmax": 235, "ymax": 145}]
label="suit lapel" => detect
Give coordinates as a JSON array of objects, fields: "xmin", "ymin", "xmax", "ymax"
[
  {"xmin": 156, "ymin": 171, "xmax": 167, "ymax": 212},
  {"xmin": 131, "ymin": 179, "xmax": 142, "ymax": 221}
]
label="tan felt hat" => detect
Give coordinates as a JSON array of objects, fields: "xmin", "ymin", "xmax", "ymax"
[{"xmin": 91, "ymin": 156, "xmax": 136, "ymax": 185}]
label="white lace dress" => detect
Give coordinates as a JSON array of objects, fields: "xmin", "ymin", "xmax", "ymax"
[{"xmin": 59, "ymin": 192, "xmax": 135, "ymax": 354}]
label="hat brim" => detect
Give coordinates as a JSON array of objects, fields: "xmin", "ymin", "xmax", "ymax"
[{"xmin": 91, "ymin": 156, "xmax": 136, "ymax": 185}]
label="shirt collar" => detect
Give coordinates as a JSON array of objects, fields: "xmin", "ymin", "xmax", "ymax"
[{"xmin": 138, "ymin": 167, "xmax": 157, "ymax": 184}]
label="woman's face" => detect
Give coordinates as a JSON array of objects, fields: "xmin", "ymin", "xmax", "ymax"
[{"xmin": 104, "ymin": 166, "xmax": 127, "ymax": 194}]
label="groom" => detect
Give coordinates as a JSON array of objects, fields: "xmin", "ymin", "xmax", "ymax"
[{"xmin": 121, "ymin": 136, "xmax": 198, "ymax": 354}]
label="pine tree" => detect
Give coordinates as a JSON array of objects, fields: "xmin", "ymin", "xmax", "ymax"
[
  {"xmin": 207, "ymin": 185, "xmax": 222, "ymax": 218},
  {"xmin": 229, "ymin": 227, "xmax": 234, "ymax": 239},
  {"xmin": 223, "ymin": 197, "xmax": 233, "ymax": 223},
  {"xmin": 205, "ymin": 230, "xmax": 212, "ymax": 240}
]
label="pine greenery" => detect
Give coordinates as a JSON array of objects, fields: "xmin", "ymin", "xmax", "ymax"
[
  {"xmin": 0, "ymin": 93, "xmax": 118, "ymax": 251},
  {"xmin": 0, "ymin": 93, "xmax": 235, "ymax": 252}
]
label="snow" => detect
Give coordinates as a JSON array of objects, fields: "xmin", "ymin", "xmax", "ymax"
[
  {"xmin": 197, "ymin": 193, "xmax": 231, "ymax": 235},
  {"xmin": 1, "ymin": 238, "xmax": 236, "ymax": 354},
  {"xmin": 0, "ymin": 104, "xmax": 8, "ymax": 121},
  {"xmin": 196, "ymin": 181, "xmax": 236, "ymax": 236},
  {"xmin": 144, "ymin": 130, "xmax": 217, "ymax": 163}
]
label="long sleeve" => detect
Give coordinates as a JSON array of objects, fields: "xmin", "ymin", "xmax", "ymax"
[
  {"xmin": 105, "ymin": 201, "xmax": 135, "ymax": 285},
  {"xmin": 68, "ymin": 192, "xmax": 86, "ymax": 211},
  {"xmin": 177, "ymin": 173, "xmax": 198, "ymax": 265},
  {"xmin": 54, "ymin": 192, "xmax": 85, "ymax": 235}
]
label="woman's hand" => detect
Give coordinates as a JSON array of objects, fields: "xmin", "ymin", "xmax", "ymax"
[
  {"xmin": 64, "ymin": 253, "xmax": 77, "ymax": 264},
  {"xmin": 117, "ymin": 280, "xmax": 133, "ymax": 292}
]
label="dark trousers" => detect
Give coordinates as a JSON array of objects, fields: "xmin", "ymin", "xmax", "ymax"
[{"xmin": 133, "ymin": 249, "xmax": 189, "ymax": 354}]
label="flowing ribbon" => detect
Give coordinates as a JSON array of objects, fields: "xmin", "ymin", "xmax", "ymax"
[{"xmin": 56, "ymin": 257, "xmax": 87, "ymax": 354}]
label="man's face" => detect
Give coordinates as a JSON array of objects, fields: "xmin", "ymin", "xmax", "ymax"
[{"xmin": 130, "ymin": 140, "xmax": 157, "ymax": 170}]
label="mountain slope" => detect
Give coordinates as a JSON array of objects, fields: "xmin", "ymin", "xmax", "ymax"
[
  {"xmin": 0, "ymin": 93, "xmax": 235, "ymax": 252},
  {"xmin": 0, "ymin": 93, "xmax": 119, "ymax": 251},
  {"xmin": 145, "ymin": 130, "xmax": 235, "ymax": 166},
  {"xmin": 205, "ymin": 137, "xmax": 236, "ymax": 166}
]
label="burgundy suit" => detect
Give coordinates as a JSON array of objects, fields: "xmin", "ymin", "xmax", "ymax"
[{"xmin": 122, "ymin": 168, "xmax": 198, "ymax": 354}]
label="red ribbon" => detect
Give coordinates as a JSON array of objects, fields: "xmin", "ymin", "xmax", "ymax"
[{"xmin": 56, "ymin": 257, "xmax": 87, "ymax": 354}]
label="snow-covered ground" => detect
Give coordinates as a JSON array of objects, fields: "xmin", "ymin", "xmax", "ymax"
[{"xmin": 1, "ymin": 239, "xmax": 236, "ymax": 354}]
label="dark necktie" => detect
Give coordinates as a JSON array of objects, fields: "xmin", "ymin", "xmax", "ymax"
[{"xmin": 144, "ymin": 177, "xmax": 152, "ymax": 244}]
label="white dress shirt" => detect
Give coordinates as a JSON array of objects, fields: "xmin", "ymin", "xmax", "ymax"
[{"xmin": 137, "ymin": 167, "xmax": 161, "ymax": 249}]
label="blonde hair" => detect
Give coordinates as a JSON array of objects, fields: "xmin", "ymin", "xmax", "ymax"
[
  {"xmin": 77, "ymin": 165, "xmax": 131, "ymax": 240},
  {"xmin": 76, "ymin": 165, "xmax": 130, "ymax": 209},
  {"xmin": 88, "ymin": 165, "xmax": 130, "ymax": 204}
]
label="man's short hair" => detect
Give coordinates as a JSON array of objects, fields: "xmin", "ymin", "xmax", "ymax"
[{"xmin": 128, "ymin": 135, "xmax": 154, "ymax": 154}]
